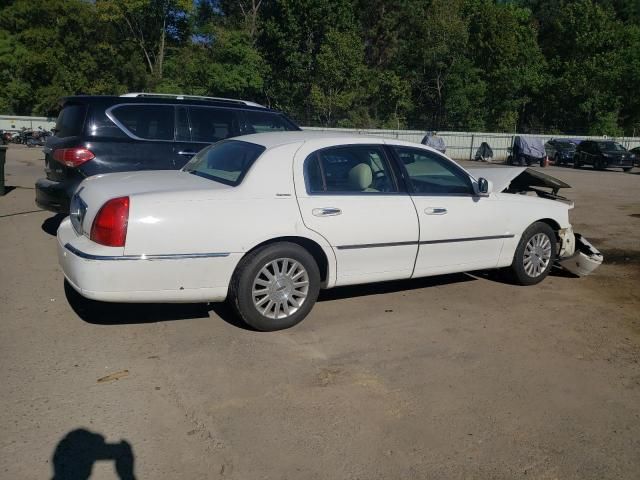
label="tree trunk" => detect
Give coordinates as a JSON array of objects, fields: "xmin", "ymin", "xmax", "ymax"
[{"xmin": 157, "ymin": 16, "xmax": 166, "ymax": 79}]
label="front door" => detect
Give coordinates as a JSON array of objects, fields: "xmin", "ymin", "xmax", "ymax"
[
  {"xmin": 390, "ymin": 146, "xmax": 510, "ymax": 277},
  {"xmin": 295, "ymin": 142, "xmax": 419, "ymax": 286}
]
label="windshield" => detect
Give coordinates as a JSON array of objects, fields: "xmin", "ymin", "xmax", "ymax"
[
  {"xmin": 555, "ymin": 140, "xmax": 576, "ymax": 149},
  {"xmin": 597, "ymin": 141, "xmax": 626, "ymax": 151},
  {"xmin": 182, "ymin": 140, "xmax": 266, "ymax": 186}
]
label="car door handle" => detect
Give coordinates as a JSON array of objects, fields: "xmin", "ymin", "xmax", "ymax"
[
  {"xmin": 177, "ymin": 150, "xmax": 197, "ymax": 156},
  {"xmin": 424, "ymin": 207, "xmax": 447, "ymax": 215},
  {"xmin": 312, "ymin": 208, "xmax": 342, "ymax": 217}
]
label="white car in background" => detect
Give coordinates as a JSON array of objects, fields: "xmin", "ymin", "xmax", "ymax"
[{"xmin": 57, "ymin": 132, "xmax": 601, "ymax": 330}]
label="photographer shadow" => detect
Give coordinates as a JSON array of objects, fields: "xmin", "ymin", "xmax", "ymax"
[{"xmin": 51, "ymin": 428, "xmax": 136, "ymax": 480}]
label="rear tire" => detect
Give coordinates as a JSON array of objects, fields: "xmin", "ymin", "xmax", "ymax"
[
  {"xmin": 623, "ymin": 167, "xmax": 632, "ymax": 172},
  {"xmin": 229, "ymin": 242, "xmax": 320, "ymax": 331},
  {"xmin": 508, "ymin": 222, "xmax": 556, "ymax": 286}
]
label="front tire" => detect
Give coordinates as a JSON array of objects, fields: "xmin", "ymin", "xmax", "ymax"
[
  {"xmin": 623, "ymin": 167, "xmax": 632, "ymax": 172},
  {"xmin": 508, "ymin": 222, "xmax": 556, "ymax": 286},
  {"xmin": 229, "ymin": 242, "xmax": 320, "ymax": 331}
]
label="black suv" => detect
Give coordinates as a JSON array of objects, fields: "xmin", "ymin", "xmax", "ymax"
[
  {"xmin": 35, "ymin": 93, "xmax": 301, "ymax": 213},
  {"xmin": 573, "ymin": 140, "xmax": 635, "ymax": 172}
]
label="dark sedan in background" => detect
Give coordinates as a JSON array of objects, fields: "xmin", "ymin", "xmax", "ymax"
[{"xmin": 573, "ymin": 140, "xmax": 635, "ymax": 172}]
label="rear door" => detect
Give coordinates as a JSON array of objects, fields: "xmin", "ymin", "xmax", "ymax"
[
  {"xmin": 294, "ymin": 142, "xmax": 419, "ymax": 286},
  {"xmin": 105, "ymin": 104, "xmax": 177, "ymax": 170}
]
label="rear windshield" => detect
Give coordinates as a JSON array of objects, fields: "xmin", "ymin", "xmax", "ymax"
[
  {"xmin": 182, "ymin": 140, "xmax": 266, "ymax": 186},
  {"xmin": 55, "ymin": 104, "xmax": 87, "ymax": 138}
]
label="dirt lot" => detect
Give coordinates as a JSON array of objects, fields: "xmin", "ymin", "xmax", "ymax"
[{"xmin": 1, "ymin": 144, "xmax": 639, "ymax": 479}]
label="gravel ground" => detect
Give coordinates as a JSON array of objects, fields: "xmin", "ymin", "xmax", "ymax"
[{"xmin": 1, "ymin": 144, "xmax": 639, "ymax": 479}]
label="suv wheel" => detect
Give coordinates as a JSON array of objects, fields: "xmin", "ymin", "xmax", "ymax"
[
  {"xmin": 508, "ymin": 222, "xmax": 556, "ymax": 286},
  {"xmin": 229, "ymin": 242, "xmax": 320, "ymax": 331},
  {"xmin": 573, "ymin": 154, "xmax": 582, "ymax": 169}
]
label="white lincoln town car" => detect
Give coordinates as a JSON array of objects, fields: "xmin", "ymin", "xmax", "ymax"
[{"xmin": 57, "ymin": 132, "xmax": 601, "ymax": 330}]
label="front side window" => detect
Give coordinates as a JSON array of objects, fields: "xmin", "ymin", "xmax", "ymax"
[
  {"xmin": 188, "ymin": 107, "xmax": 240, "ymax": 142},
  {"xmin": 394, "ymin": 146, "xmax": 472, "ymax": 195},
  {"xmin": 597, "ymin": 141, "xmax": 625, "ymax": 152},
  {"xmin": 305, "ymin": 145, "xmax": 398, "ymax": 194},
  {"xmin": 182, "ymin": 140, "xmax": 265, "ymax": 186},
  {"xmin": 244, "ymin": 110, "xmax": 300, "ymax": 133},
  {"xmin": 110, "ymin": 105, "xmax": 175, "ymax": 140}
]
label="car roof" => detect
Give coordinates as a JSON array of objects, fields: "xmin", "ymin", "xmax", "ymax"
[
  {"xmin": 61, "ymin": 95, "xmax": 282, "ymax": 113},
  {"xmin": 237, "ymin": 131, "xmax": 430, "ymax": 150}
]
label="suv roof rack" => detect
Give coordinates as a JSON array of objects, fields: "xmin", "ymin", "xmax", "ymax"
[{"xmin": 120, "ymin": 92, "xmax": 265, "ymax": 108}]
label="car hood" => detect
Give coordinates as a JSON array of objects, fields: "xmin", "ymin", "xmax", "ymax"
[{"xmin": 467, "ymin": 167, "xmax": 571, "ymax": 195}]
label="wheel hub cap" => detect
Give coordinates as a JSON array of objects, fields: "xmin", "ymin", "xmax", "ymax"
[
  {"xmin": 252, "ymin": 258, "xmax": 309, "ymax": 320},
  {"xmin": 523, "ymin": 233, "xmax": 552, "ymax": 278}
]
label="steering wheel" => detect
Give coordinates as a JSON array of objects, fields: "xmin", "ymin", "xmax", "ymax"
[{"xmin": 371, "ymin": 170, "xmax": 390, "ymax": 191}]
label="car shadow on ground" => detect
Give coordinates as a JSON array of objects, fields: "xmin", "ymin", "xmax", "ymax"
[
  {"xmin": 317, "ymin": 272, "xmax": 473, "ymax": 302},
  {"xmin": 65, "ymin": 268, "xmax": 579, "ymax": 329},
  {"xmin": 64, "ymin": 280, "xmax": 210, "ymax": 325},
  {"xmin": 42, "ymin": 213, "xmax": 66, "ymax": 236},
  {"xmin": 51, "ymin": 428, "xmax": 136, "ymax": 480}
]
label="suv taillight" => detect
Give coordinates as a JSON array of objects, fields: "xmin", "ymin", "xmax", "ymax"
[
  {"xmin": 53, "ymin": 147, "xmax": 95, "ymax": 167},
  {"xmin": 90, "ymin": 197, "xmax": 129, "ymax": 247}
]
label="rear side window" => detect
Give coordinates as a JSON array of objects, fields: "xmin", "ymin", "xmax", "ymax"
[
  {"xmin": 189, "ymin": 107, "xmax": 240, "ymax": 142},
  {"xmin": 305, "ymin": 145, "xmax": 398, "ymax": 194},
  {"xmin": 109, "ymin": 105, "xmax": 175, "ymax": 140},
  {"xmin": 55, "ymin": 104, "xmax": 87, "ymax": 138},
  {"xmin": 244, "ymin": 111, "xmax": 299, "ymax": 133}
]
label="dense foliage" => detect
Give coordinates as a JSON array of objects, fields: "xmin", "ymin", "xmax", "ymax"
[{"xmin": 1, "ymin": 0, "xmax": 639, "ymax": 134}]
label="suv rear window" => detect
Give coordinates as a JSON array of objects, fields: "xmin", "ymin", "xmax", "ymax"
[
  {"xmin": 182, "ymin": 140, "xmax": 265, "ymax": 186},
  {"xmin": 244, "ymin": 111, "xmax": 298, "ymax": 133},
  {"xmin": 55, "ymin": 104, "xmax": 87, "ymax": 138},
  {"xmin": 109, "ymin": 104, "xmax": 175, "ymax": 140}
]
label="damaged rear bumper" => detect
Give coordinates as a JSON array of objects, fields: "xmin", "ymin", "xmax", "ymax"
[{"xmin": 557, "ymin": 234, "xmax": 603, "ymax": 276}]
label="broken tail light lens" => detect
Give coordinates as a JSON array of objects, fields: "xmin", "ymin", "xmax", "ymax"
[
  {"xmin": 90, "ymin": 197, "xmax": 129, "ymax": 247},
  {"xmin": 52, "ymin": 147, "xmax": 95, "ymax": 167}
]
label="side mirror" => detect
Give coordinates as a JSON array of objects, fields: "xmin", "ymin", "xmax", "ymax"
[{"xmin": 477, "ymin": 177, "xmax": 492, "ymax": 196}]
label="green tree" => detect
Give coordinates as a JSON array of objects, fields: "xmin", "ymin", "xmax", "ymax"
[
  {"xmin": 0, "ymin": 0, "xmax": 146, "ymax": 114},
  {"xmin": 259, "ymin": 0, "xmax": 356, "ymax": 123},
  {"xmin": 465, "ymin": 0, "xmax": 546, "ymax": 132},
  {"xmin": 96, "ymin": 0, "xmax": 192, "ymax": 81},
  {"xmin": 308, "ymin": 29, "xmax": 368, "ymax": 126}
]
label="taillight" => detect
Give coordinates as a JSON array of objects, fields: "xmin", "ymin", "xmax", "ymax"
[
  {"xmin": 52, "ymin": 147, "xmax": 95, "ymax": 167},
  {"xmin": 90, "ymin": 197, "xmax": 129, "ymax": 247}
]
